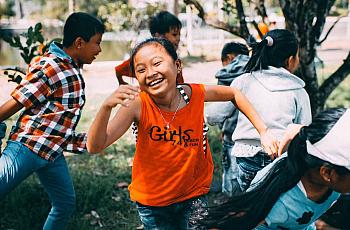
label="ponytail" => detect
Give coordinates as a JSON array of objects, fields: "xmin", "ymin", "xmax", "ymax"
[{"xmin": 244, "ymin": 29, "xmax": 298, "ymax": 72}]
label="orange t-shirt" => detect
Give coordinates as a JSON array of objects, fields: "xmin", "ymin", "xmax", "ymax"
[
  {"xmin": 129, "ymin": 84, "xmax": 213, "ymax": 206},
  {"xmin": 114, "ymin": 58, "xmax": 185, "ymax": 83}
]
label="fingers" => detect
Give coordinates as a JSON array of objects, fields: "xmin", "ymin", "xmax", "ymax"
[
  {"xmin": 104, "ymin": 85, "xmax": 140, "ymax": 108},
  {"xmin": 260, "ymin": 129, "xmax": 279, "ymax": 160},
  {"xmin": 115, "ymin": 85, "xmax": 140, "ymax": 107}
]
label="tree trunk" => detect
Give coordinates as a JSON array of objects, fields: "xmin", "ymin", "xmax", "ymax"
[{"xmin": 280, "ymin": 0, "xmax": 336, "ymax": 115}]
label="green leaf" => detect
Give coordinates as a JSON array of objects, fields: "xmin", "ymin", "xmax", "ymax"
[
  {"xmin": 34, "ymin": 23, "xmax": 42, "ymax": 32},
  {"xmin": 20, "ymin": 52, "xmax": 30, "ymax": 64},
  {"xmin": 13, "ymin": 37, "xmax": 23, "ymax": 48},
  {"xmin": 26, "ymin": 37, "xmax": 32, "ymax": 47}
]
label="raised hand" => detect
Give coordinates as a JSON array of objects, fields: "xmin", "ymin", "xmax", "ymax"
[{"xmin": 103, "ymin": 85, "xmax": 140, "ymax": 109}]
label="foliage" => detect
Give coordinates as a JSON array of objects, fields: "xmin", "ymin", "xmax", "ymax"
[
  {"xmin": 0, "ymin": 0, "xmax": 15, "ymax": 18},
  {"xmin": 97, "ymin": 1, "xmax": 166, "ymax": 32},
  {"xmin": 2, "ymin": 22, "xmax": 61, "ymax": 65},
  {"xmin": 1, "ymin": 22, "xmax": 61, "ymax": 84},
  {"xmin": 31, "ymin": 0, "xmax": 68, "ymax": 20}
]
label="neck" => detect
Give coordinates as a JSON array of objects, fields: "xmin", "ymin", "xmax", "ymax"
[
  {"xmin": 63, "ymin": 47, "xmax": 80, "ymax": 67},
  {"xmin": 152, "ymin": 88, "xmax": 180, "ymax": 111},
  {"xmin": 301, "ymin": 169, "xmax": 330, "ymax": 203}
]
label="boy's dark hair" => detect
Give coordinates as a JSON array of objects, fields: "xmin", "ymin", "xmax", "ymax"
[
  {"xmin": 130, "ymin": 37, "xmax": 177, "ymax": 78},
  {"xmin": 63, "ymin": 12, "xmax": 105, "ymax": 48},
  {"xmin": 204, "ymin": 108, "xmax": 349, "ymax": 229},
  {"xmin": 149, "ymin": 11, "xmax": 182, "ymax": 36},
  {"xmin": 244, "ymin": 29, "xmax": 298, "ymax": 72},
  {"xmin": 221, "ymin": 42, "xmax": 249, "ymax": 62}
]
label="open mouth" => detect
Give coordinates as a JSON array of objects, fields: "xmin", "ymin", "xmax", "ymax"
[{"xmin": 148, "ymin": 78, "xmax": 164, "ymax": 87}]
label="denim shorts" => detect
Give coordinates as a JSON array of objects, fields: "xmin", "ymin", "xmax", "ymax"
[
  {"xmin": 136, "ymin": 196, "xmax": 208, "ymax": 230},
  {"xmin": 236, "ymin": 151, "xmax": 272, "ymax": 192}
]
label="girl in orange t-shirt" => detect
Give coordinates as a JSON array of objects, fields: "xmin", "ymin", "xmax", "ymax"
[{"xmin": 87, "ymin": 38, "xmax": 278, "ymax": 229}]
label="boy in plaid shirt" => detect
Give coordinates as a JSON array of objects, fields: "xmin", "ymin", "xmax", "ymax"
[{"xmin": 0, "ymin": 12, "xmax": 104, "ymax": 229}]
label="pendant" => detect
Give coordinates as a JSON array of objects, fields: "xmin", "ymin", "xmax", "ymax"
[{"xmin": 165, "ymin": 124, "xmax": 170, "ymax": 129}]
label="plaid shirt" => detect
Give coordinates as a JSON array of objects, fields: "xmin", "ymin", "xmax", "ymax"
[{"xmin": 10, "ymin": 42, "xmax": 87, "ymax": 161}]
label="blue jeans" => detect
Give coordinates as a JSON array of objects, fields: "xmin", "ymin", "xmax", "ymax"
[
  {"xmin": 236, "ymin": 152, "xmax": 272, "ymax": 192},
  {"xmin": 221, "ymin": 142, "xmax": 241, "ymax": 196},
  {"xmin": 0, "ymin": 141, "xmax": 76, "ymax": 230},
  {"xmin": 0, "ymin": 122, "xmax": 6, "ymax": 152},
  {"xmin": 136, "ymin": 196, "xmax": 208, "ymax": 230}
]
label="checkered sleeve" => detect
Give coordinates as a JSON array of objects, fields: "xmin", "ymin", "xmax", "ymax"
[
  {"xmin": 11, "ymin": 67, "xmax": 51, "ymax": 109},
  {"xmin": 65, "ymin": 132, "xmax": 88, "ymax": 154}
]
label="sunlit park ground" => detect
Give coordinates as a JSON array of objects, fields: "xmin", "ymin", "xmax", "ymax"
[{"xmin": 1, "ymin": 21, "xmax": 350, "ymax": 230}]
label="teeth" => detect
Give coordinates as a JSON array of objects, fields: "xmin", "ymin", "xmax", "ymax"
[{"xmin": 149, "ymin": 79, "xmax": 162, "ymax": 86}]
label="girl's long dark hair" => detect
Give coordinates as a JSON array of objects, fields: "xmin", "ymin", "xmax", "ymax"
[
  {"xmin": 244, "ymin": 29, "xmax": 298, "ymax": 72},
  {"xmin": 205, "ymin": 108, "xmax": 348, "ymax": 229}
]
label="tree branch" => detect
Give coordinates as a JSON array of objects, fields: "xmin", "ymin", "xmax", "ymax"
[
  {"xmin": 318, "ymin": 51, "xmax": 350, "ymax": 105},
  {"xmin": 253, "ymin": 0, "xmax": 268, "ymax": 20},
  {"xmin": 183, "ymin": 0, "xmax": 250, "ymax": 39},
  {"xmin": 317, "ymin": 15, "xmax": 345, "ymax": 45}
]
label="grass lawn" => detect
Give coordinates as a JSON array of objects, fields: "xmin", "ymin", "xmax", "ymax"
[{"xmin": 0, "ymin": 119, "xmax": 223, "ymax": 229}]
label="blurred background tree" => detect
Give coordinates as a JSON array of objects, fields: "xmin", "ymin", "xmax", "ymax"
[{"xmin": 184, "ymin": 0, "xmax": 350, "ymax": 115}]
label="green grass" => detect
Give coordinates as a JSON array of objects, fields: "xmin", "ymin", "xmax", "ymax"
[{"xmin": 0, "ymin": 122, "xmax": 223, "ymax": 229}]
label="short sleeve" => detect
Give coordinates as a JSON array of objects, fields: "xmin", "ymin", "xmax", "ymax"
[
  {"xmin": 265, "ymin": 201, "xmax": 289, "ymax": 227},
  {"xmin": 11, "ymin": 69, "xmax": 51, "ymax": 109},
  {"xmin": 115, "ymin": 59, "xmax": 131, "ymax": 76}
]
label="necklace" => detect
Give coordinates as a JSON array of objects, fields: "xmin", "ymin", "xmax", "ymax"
[{"xmin": 156, "ymin": 91, "xmax": 182, "ymax": 129}]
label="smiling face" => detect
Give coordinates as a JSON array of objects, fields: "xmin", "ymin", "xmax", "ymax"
[
  {"xmin": 77, "ymin": 33, "xmax": 102, "ymax": 65},
  {"xmin": 133, "ymin": 42, "xmax": 179, "ymax": 96}
]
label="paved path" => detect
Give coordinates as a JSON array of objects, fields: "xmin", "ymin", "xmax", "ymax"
[{"xmin": 1, "ymin": 40, "xmax": 350, "ymax": 105}]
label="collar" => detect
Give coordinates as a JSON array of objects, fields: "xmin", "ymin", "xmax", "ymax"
[{"xmin": 48, "ymin": 42, "xmax": 74, "ymax": 64}]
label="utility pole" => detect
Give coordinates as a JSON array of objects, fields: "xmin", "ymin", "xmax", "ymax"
[
  {"xmin": 186, "ymin": 5, "xmax": 193, "ymax": 55},
  {"xmin": 68, "ymin": 0, "xmax": 76, "ymax": 14}
]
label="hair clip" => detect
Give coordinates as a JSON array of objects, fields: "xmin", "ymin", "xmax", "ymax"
[{"xmin": 265, "ymin": 36, "xmax": 274, "ymax": 47}]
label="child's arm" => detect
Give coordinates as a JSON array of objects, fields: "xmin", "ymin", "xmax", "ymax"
[
  {"xmin": 205, "ymin": 85, "xmax": 278, "ymax": 157},
  {"xmin": 0, "ymin": 98, "xmax": 23, "ymax": 122},
  {"xmin": 277, "ymin": 124, "xmax": 304, "ymax": 156},
  {"xmin": 87, "ymin": 85, "xmax": 140, "ymax": 154}
]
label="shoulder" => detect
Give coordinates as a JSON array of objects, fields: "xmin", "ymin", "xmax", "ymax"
[
  {"xmin": 230, "ymin": 72, "xmax": 250, "ymax": 87},
  {"xmin": 178, "ymin": 83, "xmax": 194, "ymax": 99}
]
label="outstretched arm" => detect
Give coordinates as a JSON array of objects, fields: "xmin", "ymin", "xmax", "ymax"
[
  {"xmin": 0, "ymin": 98, "xmax": 23, "ymax": 122},
  {"xmin": 87, "ymin": 85, "xmax": 140, "ymax": 153},
  {"xmin": 205, "ymin": 85, "xmax": 278, "ymax": 157}
]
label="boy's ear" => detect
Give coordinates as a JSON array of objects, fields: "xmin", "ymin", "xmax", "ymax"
[
  {"xmin": 73, "ymin": 37, "xmax": 84, "ymax": 49},
  {"xmin": 319, "ymin": 165, "xmax": 333, "ymax": 183}
]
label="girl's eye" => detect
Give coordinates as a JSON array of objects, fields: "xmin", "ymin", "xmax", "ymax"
[
  {"xmin": 154, "ymin": 61, "xmax": 161, "ymax": 66},
  {"xmin": 136, "ymin": 68, "xmax": 145, "ymax": 73}
]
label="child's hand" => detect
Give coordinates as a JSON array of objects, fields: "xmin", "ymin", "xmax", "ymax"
[
  {"xmin": 260, "ymin": 129, "xmax": 279, "ymax": 160},
  {"xmin": 277, "ymin": 124, "xmax": 304, "ymax": 156},
  {"xmin": 103, "ymin": 85, "xmax": 140, "ymax": 109}
]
